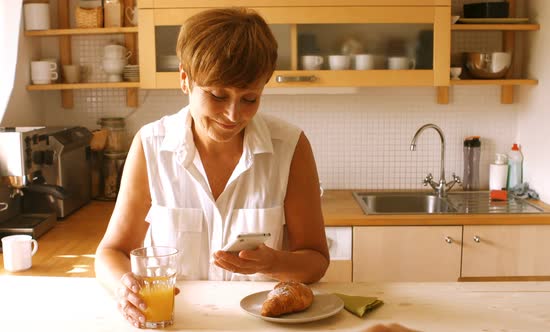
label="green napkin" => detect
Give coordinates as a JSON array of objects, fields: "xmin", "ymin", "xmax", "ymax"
[{"xmin": 334, "ymin": 293, "xmax": 384, "ymax": 318}]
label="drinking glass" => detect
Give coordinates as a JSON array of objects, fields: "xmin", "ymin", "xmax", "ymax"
[{"xmin": 130, "ymin": 246, "xmax": 178, "ymax": 329}]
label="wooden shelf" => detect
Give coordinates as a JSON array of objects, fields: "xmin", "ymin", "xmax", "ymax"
[
  {"xmin": 25, "ymin": 27, "xmax": 138, "ymax": 37},
  {"xmin": 450, "ymin": 79, "xmax": 538, "ymax": 86},
  {"xmin": 452, "ymin": 24, "xmax": 539, "ymax": 31},
  {"xmin": 26, "ymin": 82, "xmax": 140, "ymax": 91}
]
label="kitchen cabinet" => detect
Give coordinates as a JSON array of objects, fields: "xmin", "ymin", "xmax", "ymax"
[
  {"xmin": 137, "ymin": 0, "xmax": 451, "ymax": 90},
  {"xmin": 462, "ymin": 225, "xmax": 550, "ymax": 278},
  {"xmin": 353, "ymin": 226, "xmax": 462, "ymax": 282},
  {"xmin": 138, "ymin": 0, "xmax": 539, "ymax": 104},
  {"xmin": 25, "ymin": 0, "xmax": 139, "ymax": 108},
  {"xmin": 321, "ymin": 227, "xmax": 352, "ymax": 282}
]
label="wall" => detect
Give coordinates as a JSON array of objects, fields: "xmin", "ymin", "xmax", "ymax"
[
  {"xmin": 517, "ymin": 0, "xmax": 550, "ymax": 202},
  {"xmin": 9, "ymin": 0, "xmax": 537, "ymax": 194}
]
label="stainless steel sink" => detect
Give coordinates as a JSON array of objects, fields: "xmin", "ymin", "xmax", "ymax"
[
  {"xmin": 352, "ymin": 191, "xmax": 545, "ymax": 215},
  {"xmin": 352, "ymin": 192, "xmax": 457, "ymax": 215}
]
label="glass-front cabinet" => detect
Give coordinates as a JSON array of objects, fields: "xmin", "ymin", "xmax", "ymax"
[{"xmin": 138, "ymin": 0, "xmax": 450, "ymax": 89}]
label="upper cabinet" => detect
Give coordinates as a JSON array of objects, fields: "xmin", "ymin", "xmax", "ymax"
[
  {"xmin": 138, "ymin": 0, "xmax": 450, "ymax": 90},
  {"xmin": 137, "ymin": 0, "xmax": 539, "ymax": 104}
]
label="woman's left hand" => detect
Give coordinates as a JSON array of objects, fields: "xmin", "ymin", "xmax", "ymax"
[{"xmin": 213, "ymin": 244, "xmax": 277, "ymax": 275}]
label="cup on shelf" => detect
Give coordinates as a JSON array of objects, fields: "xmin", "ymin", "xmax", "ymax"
[
  {"xmin": 450, "ymin": 67, "xmax": 462, "ymax": 80},
  {"xmin": 23, "ymin": 3, "xmax": 51, "ymax": 31},
  {"xmin": 63, "ymin": 65, "xmax": 82, "ymax": 83},
  {"xmin": 301, "ymin": 55, "xmax": 323, "ymax": 70},
  {"xmin": 42, "ymin": 57, "xmax": 60, "ymax": 83},
  {"xmin": 328, "ymin": 55, "xmax": 351, "ymax": 70},
  {"xmin": 104, "ymin": 44, "xmax": 132, "ymax": 60},
  {"xmin": 388, "ymin": 56, "xmax": 416, "ymax": 70},
  {"xmin": 31, "ymin": 61, "xmax": 58, "ymax": 85},
  {"xmin": 102, "ymin": 58, "xmax": 128, "ymax": 82}
]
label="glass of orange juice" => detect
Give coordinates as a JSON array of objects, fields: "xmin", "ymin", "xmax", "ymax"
[{"xmin": 130, "ymin": 246, "xmax": 178, "ymax": 329}]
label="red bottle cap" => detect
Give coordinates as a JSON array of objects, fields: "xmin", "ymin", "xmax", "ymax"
[{"xmin": 512, "ymin": 143, "xmax": 520, "ymax": 151}]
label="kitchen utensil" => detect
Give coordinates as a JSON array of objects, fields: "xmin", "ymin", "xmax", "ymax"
[{"xmin": 465, "ymin": 52, "xmax": 512, "ymax": 79}]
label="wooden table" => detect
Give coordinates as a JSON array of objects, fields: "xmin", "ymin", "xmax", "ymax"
[{"xmin": 1, "ymin": 277, "xmax": 549, "ymax": 331}]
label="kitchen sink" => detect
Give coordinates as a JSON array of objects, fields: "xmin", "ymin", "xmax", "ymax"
[{"xmin": 352, "ymin": 192, "xmax": 457, "ymax": 215}]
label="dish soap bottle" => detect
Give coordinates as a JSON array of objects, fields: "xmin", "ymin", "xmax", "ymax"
[
  {"xmin": 489, "ymin": 153, "xmax": 508, "ymax": 190},
  {"xmin": 507, "ymin": 143, "xmax": 523, "ymax": 190}
]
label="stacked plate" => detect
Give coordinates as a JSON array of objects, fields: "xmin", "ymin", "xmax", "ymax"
[{"xmin": 123, "ymin": 65, "xmax": 139, "ymax": 82}]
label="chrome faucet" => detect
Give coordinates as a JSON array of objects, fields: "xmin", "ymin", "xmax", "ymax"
[{"xmin": 410, "ymin": 124, "xmax": 460, "ymax": 197}]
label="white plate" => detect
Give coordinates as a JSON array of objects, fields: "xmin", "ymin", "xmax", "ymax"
[{"xmin": 240, "ymin": 290, "xmax": 344, "ymax": 324}]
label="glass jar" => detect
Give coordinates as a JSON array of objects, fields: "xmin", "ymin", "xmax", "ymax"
[
  {"xmin": 102, "ymin": 151, "xmax": 127, "ymax": 200},
  {"xmin": 98, "ymin": 117, "xmax": 127, "ymax": 152}
]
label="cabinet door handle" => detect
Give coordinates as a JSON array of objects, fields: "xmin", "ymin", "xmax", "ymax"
[
  {"xmin": 473, "ymin": 235, "xmax": 481, "ymax": 243},
  {"xmin": 444, "ymin": 236, "xmax": 453, "ymax": 244},
  {"xmin": 275, "ymin": 75, "xmax": 318, "ymax": 83}
]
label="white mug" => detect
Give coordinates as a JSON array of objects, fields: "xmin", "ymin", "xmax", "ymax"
[
  {"xmin": 388, "ymin": 56, "xmax": 416, "ymax": 70},
  {"xmin": 328, "ymin": 55, "xmax": 350, "ymax": 70},
  {"xmin": 23, "ymin": 3, "xmax": 51, "ymax": 31},
  {"xmin": 31, "ymin": 61, "xmax": 58, "ymax": 84},
  {"xmin": 125, "ymin": 5, "xmax": 138, "ymax": 26},
  {"xmin": 301, "ymin": 55, "xmax": 323, "ymax": 70},
  {"xmin": 104, "ymin": 44, "xmax": 131, "ymax": 59},
  {"xmin": 1, "ymin": 235, "xmax": 38, "ymax": 272},
  {"xmin": 354, "ymin": 54, "xmax": 386, "ymax": 70}
]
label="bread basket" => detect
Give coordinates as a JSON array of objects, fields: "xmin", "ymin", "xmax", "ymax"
[{"xmin": 75, "ymin": 7, "xmax": 103, "ymax": 28}]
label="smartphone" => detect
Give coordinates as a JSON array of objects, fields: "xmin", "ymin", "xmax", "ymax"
[{"xmin": 221, "ymin": 232, "xmax": 271, "ymax": 252}]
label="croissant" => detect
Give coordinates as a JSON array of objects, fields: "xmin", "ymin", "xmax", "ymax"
[{"xmin": 260, "ymin": 281, "xmax": 314, "ymax": 317}]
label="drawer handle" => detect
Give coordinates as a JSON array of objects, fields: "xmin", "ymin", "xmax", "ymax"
[
  {"xmin": 473, "ymin": 235, "xmax": 481, "ymax": 243},
  {"xmin": 444, "ymin": 236, "xmax": 453, "ymax": 244},
  {"xmin": 275, "ymin": 75, "xmax": 318, "ymax": 83},
  {"xmin": 0, "ymin": 202, "xmax": 8, "ymax": 211}
]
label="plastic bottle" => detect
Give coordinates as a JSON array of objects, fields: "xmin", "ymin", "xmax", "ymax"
[
  {"xmin": 489, "ymin": 153, "xmax": 508, "ymax": 190},
  {"xmin": 463, "ymin": 136, "xmax": 481, "ymax": 190},
  {"xmin": 507, "ymin": 143, "xmax": 523, "ymax": 190}
]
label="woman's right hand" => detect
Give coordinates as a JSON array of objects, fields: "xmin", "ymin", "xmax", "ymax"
[{"xmin": 116, "ymin": 272, "xmax": 147, "ymax": 328}]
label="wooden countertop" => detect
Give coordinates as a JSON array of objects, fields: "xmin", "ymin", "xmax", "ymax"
[
  {"xmin": 0, "ymin": 200, "xmax": 114, "ymax": 278},
  {"xmin": 1, "ymin": 276, "xmax": 549, "ymax": 331},
  {"xmin": 322, "ymin": 190, "xmax": 550, "ymax": 226},
  {"xmin": 2, "ymin": 190, "xmax": 549, "ymax": 277}
]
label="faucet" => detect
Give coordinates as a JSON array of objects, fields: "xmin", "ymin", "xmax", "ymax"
[{"xmin": 410, "ymin": 123, "xmax": 460, "ymax": 197}]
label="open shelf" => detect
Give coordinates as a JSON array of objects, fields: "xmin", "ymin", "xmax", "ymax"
[
  {"xmin": 25, "ymin": 27, "xmax": 138, "ymax": 37},
  {"xmin": 452, "ymin": 24, "xmax": 540, "ymax": 31},
  {"xmin": 27, "ymin": 82, "xmax": 140, "ymax": 91},
  {"xmin": 450, "ymin": 79, "xmax": 538, "ymax": 86}
]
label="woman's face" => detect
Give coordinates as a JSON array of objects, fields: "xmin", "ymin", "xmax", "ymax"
[{"xmin": 181, "ymin": 72, "xmax": 265, "ymax": 144}]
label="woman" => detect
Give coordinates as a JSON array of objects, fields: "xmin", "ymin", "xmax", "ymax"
[{"xmin": 95, "ymin": 7, "xmax": 329, "ymax": 327}]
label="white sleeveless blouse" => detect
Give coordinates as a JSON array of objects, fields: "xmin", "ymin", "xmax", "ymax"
[{"xmin": 140, "ymin": 106, "xmax": 301, "ymax": 281}]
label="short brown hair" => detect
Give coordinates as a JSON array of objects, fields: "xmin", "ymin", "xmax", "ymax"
[{"xmin": 176, "ymin": 7, "xmax": 278, "ymax": 88}]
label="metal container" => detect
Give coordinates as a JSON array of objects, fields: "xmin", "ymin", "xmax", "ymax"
[{"xmin": 465, "ymin": 52, "xmax": 512, "ymax": 79}]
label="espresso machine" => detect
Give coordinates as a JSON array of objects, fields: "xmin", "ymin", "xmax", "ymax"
[{"xmin": 0, "ymin": 126, "xmax": 90, "ymax": 250}]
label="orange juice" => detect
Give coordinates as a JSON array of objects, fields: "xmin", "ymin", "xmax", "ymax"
[{"xmin": 138, "ymin": 275, "xmax": 176, "ymax": 325}]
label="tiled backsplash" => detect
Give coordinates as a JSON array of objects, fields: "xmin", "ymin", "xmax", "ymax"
[{"xmin": 45, "ymin": 86, "xmax": 518, "ymax": 190}]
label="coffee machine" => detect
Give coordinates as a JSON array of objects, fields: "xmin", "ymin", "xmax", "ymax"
[{"xmin": 0, "ymin": 127, "xmax": 67, "ymax": 249}]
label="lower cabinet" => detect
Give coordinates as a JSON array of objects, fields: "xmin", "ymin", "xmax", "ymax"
[
  {"xmin": 322, "ymin": 227, "xmax": 352, "ymax": 282},
  {"xmin": 462, "ymin": 225, "xmax": 550, "ymax": 277},
  {"xmin": 353, "ymin": 226, "xmax": 462, "ymax": 282}
]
